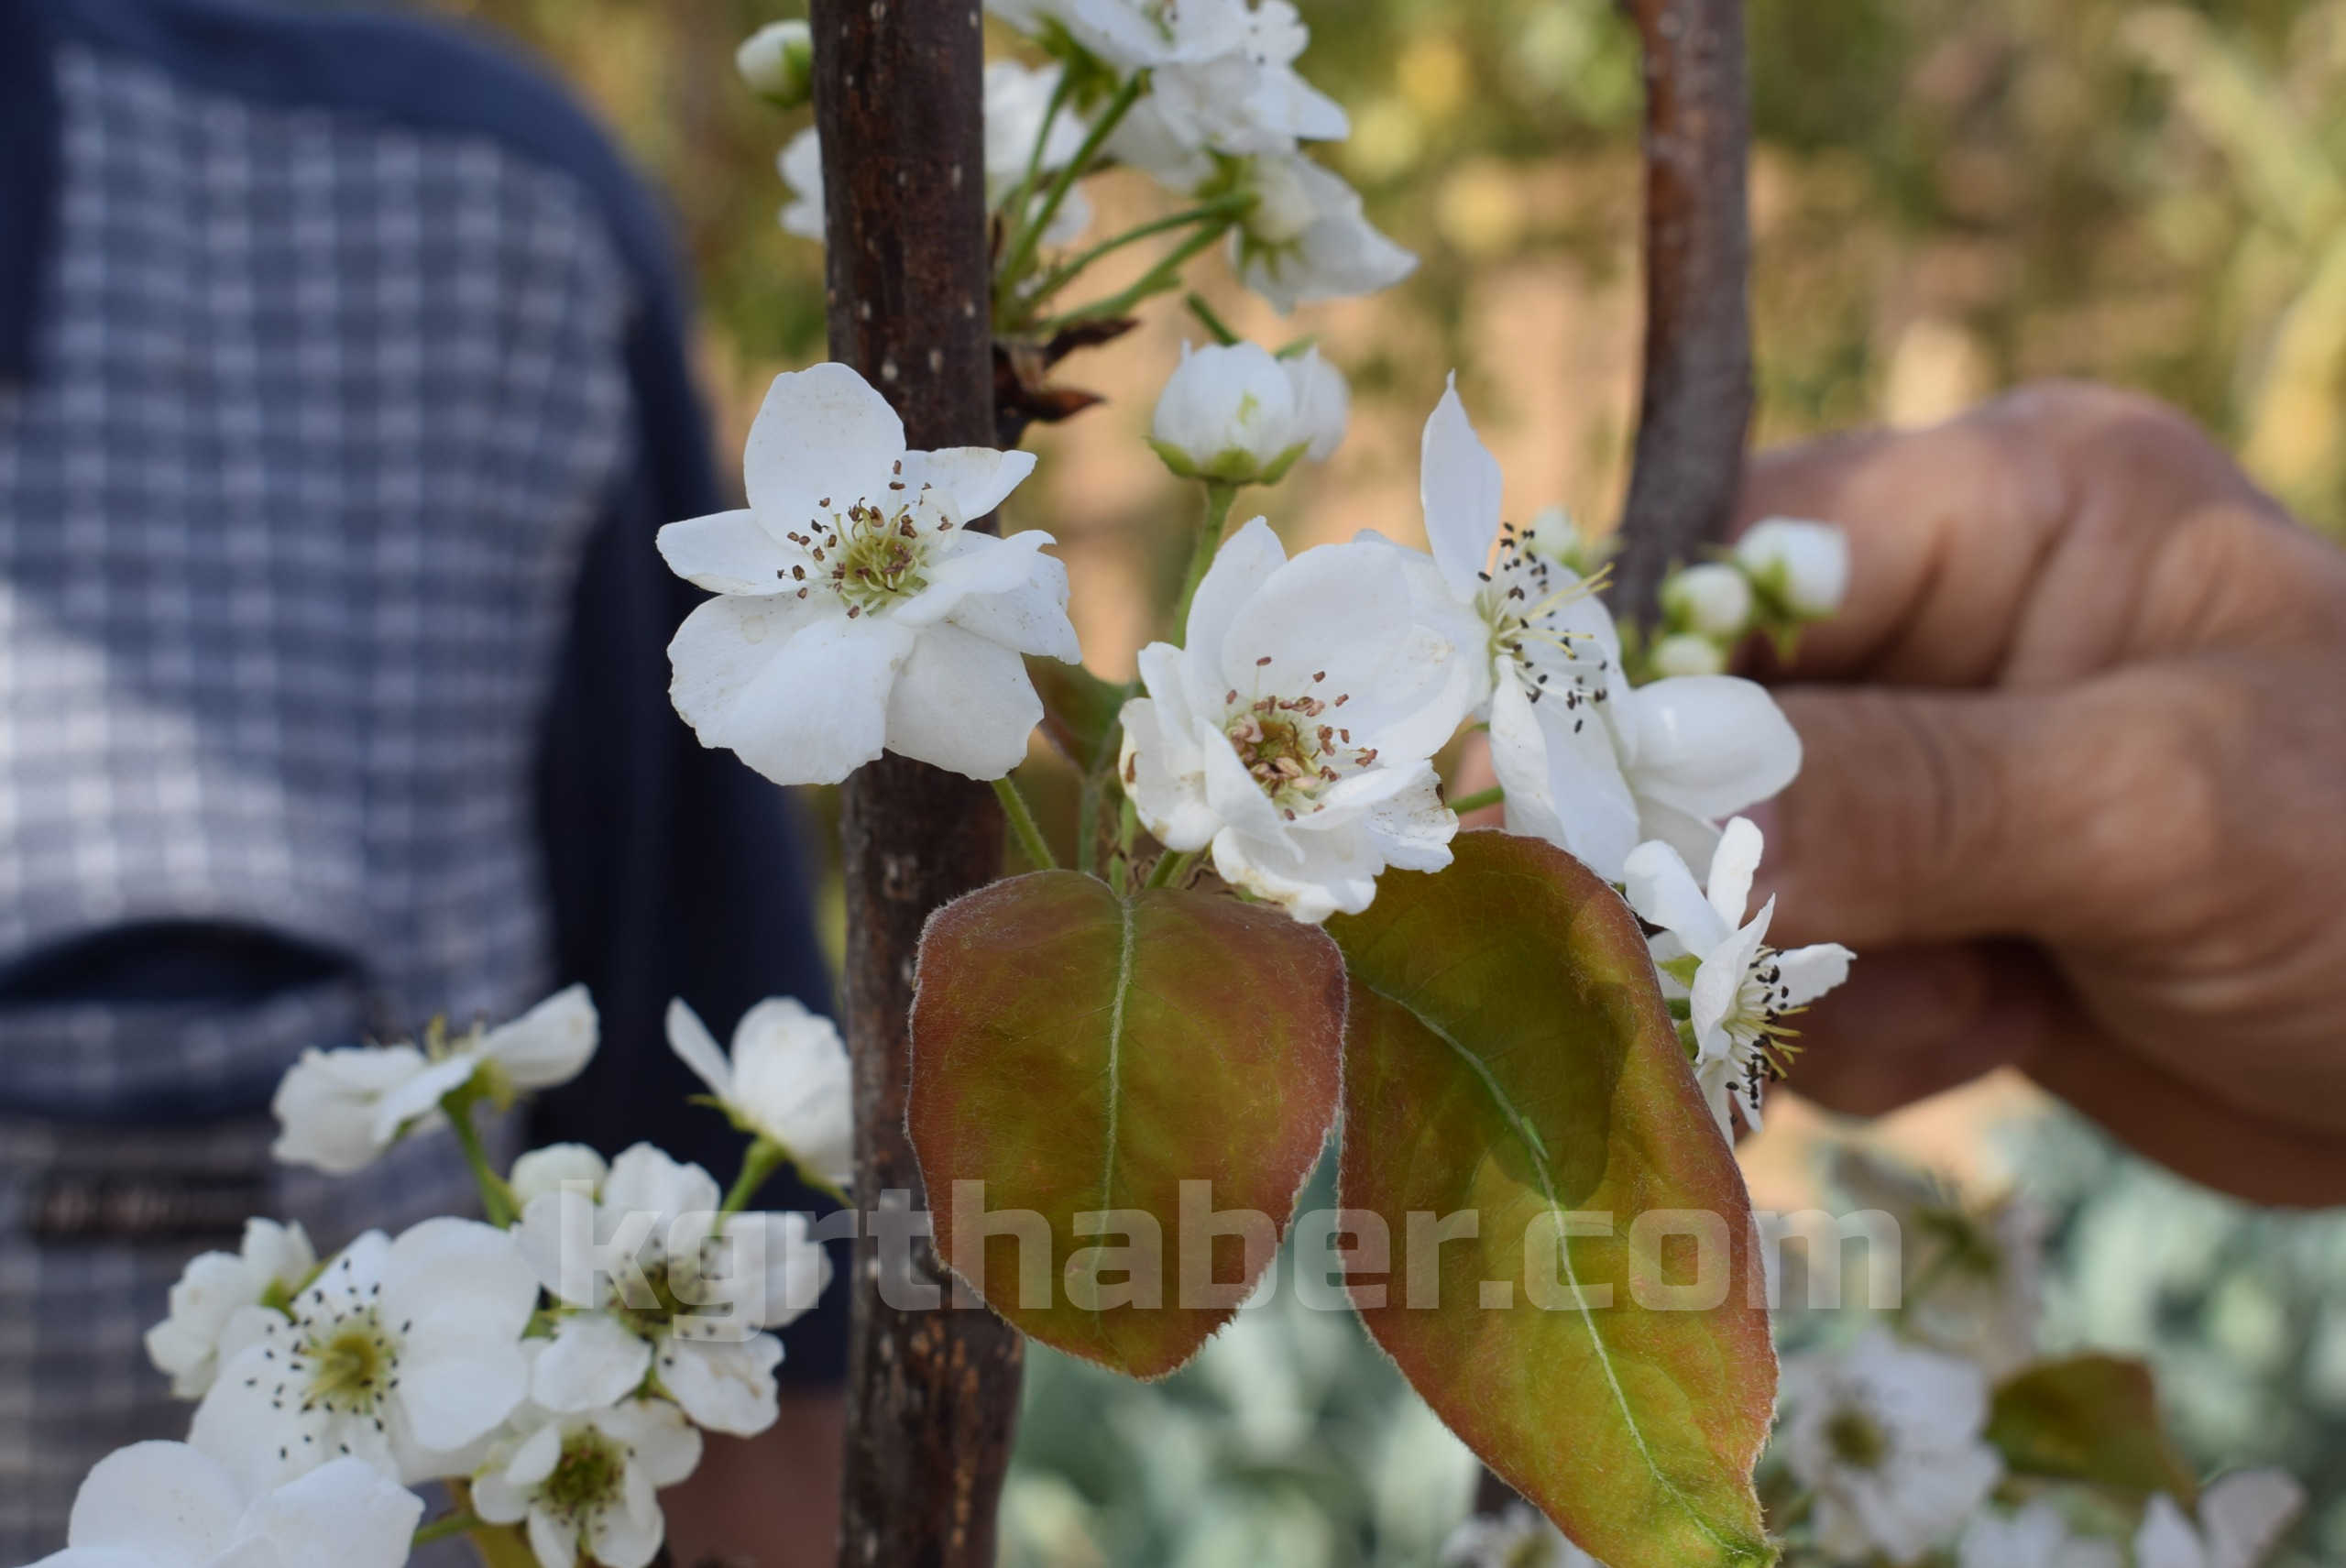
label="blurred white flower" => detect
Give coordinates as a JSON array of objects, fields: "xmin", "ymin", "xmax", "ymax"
[
  {"xmin": 666, "ymin": 995, "xmax": 853, "ymax": 1196},
  {"xmin": 1781, "ymin": 1330, "xmax": 2003, "ymax": 1564},
  {"xmin": 1959, "ymin": 1501, "xmax": 2122, "ymax": 1568},
  {"xmin": 1521, "ymin": 503, "xmax": 1606, "ymax": 577},
  {"xmin": 1233, "ymin": 152, "xmax": 1417, "ymax": 313},
  {"xmin": 1146, "ymin": 0, "xmax": 1346, "ymax": 158},
  {"xmin": 735, "ymin": 19, "xmax": 813, "ymax": 109},
  {"xmin": 1829, "ymin": 1146, "xmax": 2046, "ymax": 1378},
  {"xmin": 777, "ymin": 126, "xmax": 824, "ymax": 240},
  {"xmin": 367, "ymin": 985, "xmax": 601, "ymax": 1139},
  {"xmin": 269, "ymin": 1042, "xmax": 432, "ymax": 1176},
  {"xmin": 509, "ymin": 1143, "xmax": 610, "ymax": 1211},
  {"xmin": 518, "ymin": 1145, "xmax": 825, "ymax": 1436},
  {"xmin": 473, "ymin": 1398, "xmax": 703, "ymax": 1568},
  {"xmin": 1661, "ymin": 561, "xmax": 1754, "ymax": 641},
  {"xmin": 191, "ymin": 1219, "xmax": 539, "ymax": 1491},
  {"xmin": 31, "ymin": 1442, "xmax": 420, "ymax": 1568},
  {"xmin": 987, "ymin": 0, "xmax": 1249, "ymax": 72},
  {"xmin": 1282, "ymin": 345, "xmax": 1349, "ymax": 462},
  {"xmin": 146, "ymin": 1219, "xmax": 317, "ymax": 1399},
  {"xmin": 1648, "ymin": 630, "xmax": 1728, "ymax": 679},
  {"xmin": 1736, "ymin": 517, "xmax": 1850, "ymax": 620},
  {"xmin": 1150, "ymin": 341, "xmax": 1309, "ymax": 484},
  {"xmin": 659, "ymin": 362, "xmax": 1080, "ymax": 786},
  {"xmin": 1118, "ymin": 517, "xmax": 1472, "ymax": 922},
  {"xmin": 1625, "ymin": 817, "xmax": 1852, "ymax": 1138},
  {"xmin": 2134, "ymin": 1472, "xmax": 2306, "ymax": 1568},
  {"xmin": 1440, "ymin": 1503, "xmax": 1602, "ymax": 1567}
]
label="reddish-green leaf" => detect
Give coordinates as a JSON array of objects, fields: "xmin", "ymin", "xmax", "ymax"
[
  {"xmin": 908, "ymin": 870, "xmax": 1343, "ymax": 1377},
  {"xmin": 1988, "ymin": 1355, "xmax": 2198, "ymax": 1504},
  {"xmin": 1326, "ymin": 831, "xmax": 1777, "ymax": 1568}
]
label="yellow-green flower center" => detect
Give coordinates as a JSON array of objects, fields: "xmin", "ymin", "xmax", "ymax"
[
  {"xmin": 1222, "ymin": 679, "xmax": 1369, "ymax": 818},
  {"xmin": 1825, "ymin": 1407, "xmax": 1889, "ymax": 1470},
  {"xmin": 541, "ymin": 1426, "xmax": 627, "ymax": 1519}
]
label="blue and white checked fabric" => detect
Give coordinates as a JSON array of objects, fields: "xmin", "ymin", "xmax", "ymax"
[{"xmin": 0, "ymin": 40, "xmax": 639, "ymax": 1554}]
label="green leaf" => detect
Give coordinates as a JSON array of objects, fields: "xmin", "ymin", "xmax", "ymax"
[
  {"xmin": 1026, "ymin": 656, "xmax": 1128, "ymax": 772},
  {"xmin": 1325, "ymin": 831, "xmax": 1777, "ymax": 1568},
  {"xmin": 1987, "ymin": 1355, "xmax": 2198, "ymax": 1504},
  {"xmin": 908, "ymin": 870, "xmax": 1344, "ymax": 1377}
]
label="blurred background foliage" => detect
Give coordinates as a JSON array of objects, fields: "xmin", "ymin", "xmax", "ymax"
[{"xmin": 408, "ymin": 1, "xmax": 2346, "ymax": 1561}]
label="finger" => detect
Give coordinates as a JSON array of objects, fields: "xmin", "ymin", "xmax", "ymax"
[{"xmin": 1771, "ymin": 944, "xmax": 2045, "ymax": 1120}]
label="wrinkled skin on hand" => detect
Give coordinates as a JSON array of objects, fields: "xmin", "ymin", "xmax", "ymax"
[{"xmin": 1738, "ymin": 381, "xmax": 2346, "ymax": 1205}]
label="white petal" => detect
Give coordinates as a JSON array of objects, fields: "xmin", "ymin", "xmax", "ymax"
[
  {"xmin": 2202, "ymin": 1470, "xmax": 2305, "ymax": 1568},
  {"xmin": 596, "ymin": 1400, "xmax": 705, "ymax": 1490},
  {"xmin": 1419, "ymin": 377, "xmax": 1502, "ymax": 598},
  {"xmin": 481, "ymin": 984, "xmax": 599, "ymax": 1091},
  {"xmin": 242, "ymin": 1456, "xmax": 423, "ymax": 1568},
  {"xmin": 602, "ymin": 1145, "xmax": 724, "ymax": 1231},
  {"xmin": 1774, "ymin": 944, "xmax": 1854, "ymax": 1010},
  {"xmin": 1689, "ymin": 916, "xmax": 1770, "ymax": 1056},
  {"xmin": 510, "ymin": 1144, "xmax": 608, "ymax": 1211},
  {"xmin": 269, "ymin": 1045, "xmax": 430, "ymax": 1175},
  {"xmin": 1486, "ymin": 671, "xmax": 1569, "ymax": 845},
  {"xmin": 659, "ymin": 1336, "xmax": 784, "ymax": 1437},
  {"xmin": 663, "ymin": 997, "xmax": 734, "ymax": 1102},
  {"xmin": 384, "ymin": 1218, "xmax": 539, "ymax": 1346},
  {"xmin": 898, "ymin": 445, "xmax": 1036, "ymax": 524},
  {"xmin": 1523, "ymin": 684, "xmax": 1641, "ymax": 882},
  {"xmin": 1705, "ymin": 816, "xmax": 1765, "ymax": 928},
  {"xmin": 727, "ymin": 1209, "xmax": 837, "ymax": 1329},
  {"xmin": 393, "ymin": 1335, "xmax": 530, "ymax": 1458},
  {"xmin": 1619, "ymin": 676, "xmax": 1802, "ymax": 819},
  {"xmin": 63, "ymin": 1442, "xmax": 244, "ymax": 1565},
  {"xmin": 588, "ymin": 1483, "xmax": 666, "ymax": 1568},
  {"xmin": 532, "ymin": 1313, "xmax": 655, "ymax": 1413},
  {"xmin": 882, "ymin": 623, "xmax": 1043, "ymax": 780},
  {"xmin": 939, "ymin": 550, "xmax": 1082, "ymax": 663},
  {"xmin": 741, "ymin": 363, "xmax": 904, "ymax": 529},
  {"xmin": 655, "ymin": 509, "xmax": 797, "ymax": 596},
  {"xmin": 367, "ymin": 1055, "xmax": 475, "ymax": 1147},
  {"xmin": 1119, "ymin": 695, "xmax": 1220, "ymax": 854},
  {"xmin": 729, "ymin": 1000, "xmax": 854, "ymax": 1191},
  {"xmin": 527, "ymin": 1508, "xmax": 583, "ymax": 1568},
  {"xmin": 1181, "ymin": 516, "xmax": 1288, "ymax": 672},
  {"xmin": 669, "ymin": 601, "xmax": 914, "ymax": 787},
  {"xmin": 1622, "ymin": 839, "xmax": 1727, "ymax": 955}
]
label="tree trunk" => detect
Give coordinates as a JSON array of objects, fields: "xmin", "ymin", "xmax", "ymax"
[
  {"xmin": 1611, "ymin": 0, "xmax": 1754, "ymax": 625},
  {"xmin": 811, "ymin": 5, "xmax": 1025, "ymax": 1565}
]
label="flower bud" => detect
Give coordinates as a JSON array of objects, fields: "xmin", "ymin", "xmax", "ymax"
[
  {"xmin": 1661, "ymin": 561, "xmax": 1754, "ymax": 640},
  {"xmin": 1149, "ymin": 342, "xmax": 1308, "ymax": 485},
  {"xmin": 1736, "ymin": 518, "xmax": 1849, "ymax": 619},
  {"xmin": 1650, "ymin": 631, "xmax": 1728, "ymax": 678},
  {"xmin": 737, "ymin": 20, "xmax": 815, "ymax": 109},
  {"xmin": 1282, "ymin": 345, "xmax": 1350, "ymax": 463}
]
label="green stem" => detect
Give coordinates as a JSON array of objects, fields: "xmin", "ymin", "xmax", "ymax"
[
  {"xmin": 992, "ymin": 773, "xmax": 1058, "ymax": 871},
  {"xmin": 1031, "ymin": 217, "xmax": 1234, "ymax": 335},
  {"xmin": 447, "ymin": 1100, "xmax": 517, "ymax": 1228},
  {"xmin": 1002, "ymin": 68, "xmax": 1077, "ymax": 236},
  {"xmin": 1146, "ymin": 848, "xmax": 1200, "ymax": 889},
  {"xmin": 1022, "ymin": 195, "xmax": 1255, "ymax": 313},
  {"xmin": 996, "ymin": 72, "xmax": 1145, "ymax": 313},
  {"xmin": 1447, "ymin": 784, "xmax": 1505, "ymax": 815},
  {"xmin": 721, "ymin": 1137, "xmax": 789, "ymax": 1218},
  {"xmin": 1170, "ymin": 482, "xmax": 1241, "ymax": 638},
  {"xmin": 411, "ymin": 1510, "xmax": 485, "ymax": 1548},
  {"xmin": 1184, "ymin": 291, "xmax": 1242, "ymax": 345}
]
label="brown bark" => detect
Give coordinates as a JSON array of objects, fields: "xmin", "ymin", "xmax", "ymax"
[
  {"xmin": 1611, "ymin": 0, "xmax": 1754, "ymax": 627},
  {"xmin": 810, "ymin": 5, "xmax": 1025, "ymax": 1564}
]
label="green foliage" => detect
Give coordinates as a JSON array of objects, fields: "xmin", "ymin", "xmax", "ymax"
[{"xmin": 1986, "ymin": 1354, "xmax": 2199, "ymax": 1503}]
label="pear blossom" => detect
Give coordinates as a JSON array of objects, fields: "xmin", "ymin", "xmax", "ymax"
[
  {"xmin": 1142, "ymin": 0, "xmax": 1347, "ymax": 158},
  {"xmin": 1829, "ymin": 1146, "xmax": 2046, "ymax": 1377},
  {"xmin": 190, "ymin": 1219, "xmax": 539, "ymax": 1491},
  {"xmin": 145, "ymin": 1219, "xmax": 317, "ymax": 1398},
  {"xmin": 1117, "ymin": 517, "xmax": 1473, "ymax": 923},
  {"xmin": 517, "ymin": 1145, "xmax": 830, "ymax": 1435},
  {"xmin": 1958, "ymin": 1502, "xmax": 2122, "ymax": 1568},
  {"xmin": 1736, "ymin": 517, "xmax": 1850, "ymax": 619},
  {"xmin": 1439, "ymin": 1504, "xmax": 1602, "ymax": 1567},
  {"xmin": 1660, "ymin": 562, "xmax": 1754, "ymax": 641},
  {"xmin": 30, "ymin": 1442, "xmax": 420, "ymax": 1568},
  {"xmin": 1780, "ymin": 1330, "xmax": 2003, "ymax": 1564},
  {"xmin": 987, "ymin": 0, "xmax": 1249, "ymax": 73},
  {"xmin": 1232, "ymin": 152, "xmax": 1417, "ymax": 313},
  {"xmin": 510, "ymin": 1143, "xmax": 610, "ymax": 1211},
  {"xmin": 666, "ymin": 995, "xmax": 853, "ymax": 1195},
  {"xmin": 777, "ymin": 127, "xmax": 824, "ymax": 241},
  {"xmin": 1150, "ymin": 341, "xmax": 1310, "ymax": 485},
  {"xmin": 1649, "ymin": 631, "xmax": 1727, "ymax": 679},
  {"xmin": 367, "ymin": 985, "xmax": 601, "ymax": 1141},
  {"xmin": 268, "ymin": 1041, "xmax": 434, "ymax": 1176},
  {"xmin": 1283, "ymin": 345, "xmax": 1349, "ymax": 462},
  {"xmin": 659, "ymin": 362, "xmax": 1080, "ymax": 786},
  {"xmin": 735, "ymin": 20, "xmax": 813, "ymax": 109},
  {"xmin": 1624, "ymin": 817, "xmax": 1852, "ymax": 1137},
  {"xmin": 472, "ymin": 1398, "xmax": 703, "ymax": 1568},
  {"xmin": 2134, "ymin": 1473, "xmax": 2305, "ymax": 1568}
]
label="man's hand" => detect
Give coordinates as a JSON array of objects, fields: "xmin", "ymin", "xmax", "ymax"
[{"xmin": 1739, "ymin": 381, "xmax": 2346, "ymax": 1205}]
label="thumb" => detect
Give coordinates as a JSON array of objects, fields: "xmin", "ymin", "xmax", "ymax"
[{"xmin": 1757, "ymin": 680, "xmax": 2165, "ymax": 950}]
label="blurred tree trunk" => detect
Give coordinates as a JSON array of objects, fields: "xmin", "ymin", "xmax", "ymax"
[{"xmin": 810, "ymin": 5, "xmax": 1025, "ymax": 1566}]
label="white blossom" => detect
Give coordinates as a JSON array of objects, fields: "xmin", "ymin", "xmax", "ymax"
[
  {"xmin": 30, "ymin": 1442, "xmax": 420, "ymax": 1568},
  {"xmin": 1439, "ymin": 1503, "xmax": 1603, "ymax": 1567},
  {"xmin": 367, "ymin": 985, "xmax": 601, "ymax": 1141},
  {"xmin": 1625, "ymin": 817, "xmax": 1852, "ymax": 1138},
  {"xmin": 473, "ymin": 1398, "xmax": 703, "ymax": 1568},
  {"xmin": 2134, "ymin": 1473, "xmax": 2306, "ymax": 1568},
  {"xmin": 659, "ymin": 362, "xmax": 1080, "ymax": 786},
  {"xmin": 190, "ymin": 1219, "xmax": 540, "ymax": 1491},
  {"xmin": 1142, "ymin": 0, "xmax": 1346, "ymax": 158},
  {"xmin": 1521, "ymin": 503, "xmax": 1606, "ymax": 577},
  {"xmin": 1958, "ymin": 1502, "xmax": 2122, "ymax": 1568},
  {"xmin": 1660, "ymin": 561, "xmax": 1754, "ymax": 641},
  {"xmin": 1150, "ymin": 341, "xmax": 1310, "ymax": 484},
  {"xmin": 777, "ymin": 127, "xmax": 825, "ymax": 241},
  {"xmin": 1649, "ymin": 631, "xmax": 1728, "ymax": 679},
  {"xmin": 1829, "ymin": 1146, "xmax": 2045, "ymax": 1378},
  {"xmin": 1117, "ymin": 517, "xmax": 1473, "ymax": 923},
  {"xmin": 1283, "ymin": 345, "xmax": 1349, "ymax": 462},
  {"xmin": 987, "ymin": 0, "xmax": 1250, "ymax": 73},
  {"xmin": 146, "ymin": 1219, "xmax": 318, "ymax": 1399},
  {"xmin": 735, "ymin": 20, "xmax": 813, "ymax": 108},
  {"xmin": 1736, "ymin": 517, "xmax": 1850, "ymax": 619},
  {"xmin": 517, "ymin": 1145, "xmax": 828, "ymax": 1436},
  {"xmin": 269, "ymin": 1043, "xmax": 433, "ymax": 1176},
  {"xmin": 666, "ymin": 995, "xmax": 854, "ymax": 1195},
  {"xmin": 1780, "ymin": 1330, "xmax": 2003, "ymax": 1564},
  {"xmin": 510, "ymin": 1143, "xmax": 611, "ymax": 1212},
  {"xmin": 1232, "ymin": 152, "xmax": 1417, "ymax": 313}
]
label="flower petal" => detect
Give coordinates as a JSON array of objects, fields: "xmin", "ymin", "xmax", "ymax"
[
  {"xmin": 1420, "ymin": 377, "xmax": 1502, "ymax": 598},
  {"xmin": 1622, "ymin": 839, "xmax": 1726, "ymax": 955},
  {"xmin": 242, "ymin": 1456, "xmax": 423, "ymax": 1568},
  {"xmin": 728, "ymin": 999, "xmax": 854, "ymax": 1192},
  {"xmin": 1119, "ymin": 694, "xmax": 1219, "ymax": 854},
  {"xmin": 62, "ymin": 1442, "xmax": 245, "ymax": 1564},
  {"xmin": 897, "ymin": 446, "xmax": 1037, "ymax": 525},
  {"xmin": 881, "ymin": 623, "xmax": 1043, "ymax": 781},
  {"xmin": 480, "ymin": 984, "xmax": 598, "ymax": 1091},
  {"xmin": 741, "ymin": 362, "xmax": 904, "ymax": 528},
  {"xmin": 383, "ymin": 1218, "xmax": 539, "ymax": 1346},
  {"xmin": 532, "ymin": 1313, "xmax": 655, "ymax": 1414},
  {"xmin": 938, "ymin": 551, "xmax": 1082, "ymax": 663},
  {"xmin": 656, "ymin": 509, "xmax": 797, "ymax": 596},
  {"xmin": 663, "ymin": 997, "xmax": 735, "ymax": 1102},
  {"xmin": 1705, "ymin": 817, "xmax": 1764, "ymax": 929},
  {"xmin": 658, "ymin": 1335, "xmax": 784, "ymax": 1436},
  {"xmin": 1180, "ymin": 516, "xmax": 1288, "ymax": 679},
  {"xmin": 669, "ymin": 601, "xmax": 915, "ymax": 788},
  {"xmin": 1774, "ymin": 944, "xmax": 1854, "ymax": 1010},
  {"xmin": 1619, "ymin": 675, "xmax": 1801, "ymax": 819},
  {"xmin": 392, "ymin": 1336, "xmax": 530, "ymax": 1456}
]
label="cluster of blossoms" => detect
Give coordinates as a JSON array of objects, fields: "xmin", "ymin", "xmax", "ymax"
[{"xmin": 27, "ymin": 989, "xmax": 852, "ymax": 1568}]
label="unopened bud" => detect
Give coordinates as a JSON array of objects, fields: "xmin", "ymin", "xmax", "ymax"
[
  {"xmin": 1650, "ymin": 632, "xmax": 1728, "ymax": 678},
  {"xmin": 1149, "ymin": 342, "xmax": 1310, "ymax": 486},
  {"xmin": 1661, "ymin": 562, "xmax": 1754, "ymax": 640},
  {"xmin": 1736, "ymin": 518, "xmax": 1849, "ymax": 620},
  {"xmin": 738, "ymin": 20, "xmax": 815, "ymax": 109}
]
